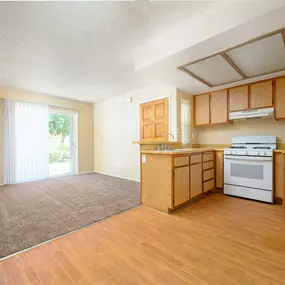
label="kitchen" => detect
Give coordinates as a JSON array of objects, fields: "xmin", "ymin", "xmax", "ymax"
[{"xmin": 137, "ymin": 30, "xmax": 285, "ymax": 213}]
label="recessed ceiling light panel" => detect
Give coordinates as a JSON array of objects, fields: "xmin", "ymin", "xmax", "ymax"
[{"xmin": 183, "ymin": 54, "xmax": 243, "ymax": 86}]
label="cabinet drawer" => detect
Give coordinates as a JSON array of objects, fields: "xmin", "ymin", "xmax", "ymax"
[
  {"xmin": 203, "ymin": 179, "xmax": 215, "ymax": 193},
  {"xmin": 190, "ymin": 154, "xmax": 202, "ymax": 164},
  {"xmin": 174, "ymin": 156, "xmax": 189, "ymax": 167},
  {"xmin": 203, "ymin": 152, "xmax": 213, "ymax": 162},
  {"xmin": 203, "ymin": 169, "xmax": 214, "ymax": 181},
  {"xmin": 203, "ymin": 161, "xmax": 214, "ymax": 170}
]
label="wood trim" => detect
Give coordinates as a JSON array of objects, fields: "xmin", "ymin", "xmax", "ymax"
[
  {"xmin": 179, "ymin": 28, "xmax": 285, "ymax": 88},
  {"xmin": 273, "ymin": 79, "xmax": 277, "ymax": 120},
  {"xmin": 178, "ymin": 67, "xmax": 213, "ymax": 88},
  {"xmin": 221, "ymin": 52, "xmax": 247, "ymax": 79},
  {"xmin": 209, "ymin": 92, "xmax": 212, "ymax": 124},
  {"xmin": 171, "ymin": 157, "xmax": 174, "ymax": 209},
  {"xmin": 194, "ymin": 121, "xmax": 233, "ymax": 127},
  {"xmin": 179, "ymin": 28, "xmax": 285, "ymax": 69},
  {"xmin": 194, "ymin": 74, "xmax": 285, "ymax": 97},
  {"xmin": 174, "ymin": 164, "xmax": 190, "ymax": 169},
  {"xmin": 248, "ymin": 84, "xmax": 251, "ymax": 109},
  {"xmin": 283, "ymin": 153, "xmax": 285, "ymax": 209},
  {"xmin": 227, "ymin": 89, "xmax": 230, "ymax": 122},
  {"xmin": 282, "ymin": 29, "xmax": 285, "ymax": 49},
  {"xmin": 164, "ymin": 98, "xmax": 169, "ymax": 142},
  {"xmin": 140, "ymin": 153, "xmax": 142, "ymax": 204},
  {"xmin": 203, "ymin": 178, "xmax": 214, "ymax": 183},
  {"xmin": 202, "ymin": 167, "xmax": 214, "ymax": 172}
]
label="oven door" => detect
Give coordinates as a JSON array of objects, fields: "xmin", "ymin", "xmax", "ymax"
[{"xmin": 224, "ymin": 155, "xmax": 273, "ymax": 190}]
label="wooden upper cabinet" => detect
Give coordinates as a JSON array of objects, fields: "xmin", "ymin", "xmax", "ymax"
[
  {"xmin": 275, "ymin": 78, "xmax": 285, "ymax": 119},
  {"xmin": 210, "ymin": 90, "xmax": 228, "ymax": 124},
  {"xmin": 140, "ymin": 98, "xmax": 168, "ymax": 141},
  {"xmin": 229, "ymin": 86, "xmax": 249, "ymax": 111},
  {"xmin": 250, "ymin": 81, "xmax": 273, "ymax": 109},
  {"xmin": 194, "ymin": 94, "xmax": 210, "ymax": 126}
]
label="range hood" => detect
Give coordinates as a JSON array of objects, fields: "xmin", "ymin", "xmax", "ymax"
[{"xmin": 229, "ymin": 107, "xmax": 274, "ymax": 120}]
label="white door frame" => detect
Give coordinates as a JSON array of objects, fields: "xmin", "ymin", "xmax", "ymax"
[{"xmin": 48, "ymin": 109, "xmax": 78, "ymax": 177}]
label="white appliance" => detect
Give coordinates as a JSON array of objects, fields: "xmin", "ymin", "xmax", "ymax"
[
  {"xmin": 229, "ymin": 107, "xmax": 274, "ymax": 120},
  {"xmin": 224, "ymin": 136, "xmax": 276, "ymax": 203}
]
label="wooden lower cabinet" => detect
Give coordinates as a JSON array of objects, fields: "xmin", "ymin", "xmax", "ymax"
[
  {"xmin": 215, "ymin": 151, "xmax": 224, "ymax": 188},
  {"xmin": 190, "ymin": 163, "xmax": 202, "ymax": 198},
  {"xmin": 174, "ymin": 166, "xmax": 190, "ymax": 206},
  {"xmin": 274, "ymin": 152, "xmax": 285, "ymax": 203},
  {"xmin": 141, "ymin": 150, "xmax": 216, "ymax": 213}
]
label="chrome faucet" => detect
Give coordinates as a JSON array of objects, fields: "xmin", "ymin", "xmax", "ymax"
[{"xmin": 160, "ymin": 132, "xmax": 175, "ymax": 150}]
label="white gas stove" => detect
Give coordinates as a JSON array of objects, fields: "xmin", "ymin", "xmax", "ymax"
[{"xmin": 224, "ymin": 136, "xmax": 276, "ymax": 203}]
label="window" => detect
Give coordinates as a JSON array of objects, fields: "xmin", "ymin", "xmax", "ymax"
[{"xmin": 181, "ymin": 98, "xmax": 191, "ymax": 145}]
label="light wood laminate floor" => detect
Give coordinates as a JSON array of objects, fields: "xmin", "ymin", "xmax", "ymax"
[{"xmin": 1, "ymin": 193, "xmax": 285, "ymax": 285}]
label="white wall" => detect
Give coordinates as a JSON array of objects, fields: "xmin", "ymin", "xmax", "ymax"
[
  {"xmin": 198, "ymin": 118, "xmax": 285, "ymax": 146},
  {"xmin": 94, "ymin": 84, "xmax": 177, "ymax": 182}
]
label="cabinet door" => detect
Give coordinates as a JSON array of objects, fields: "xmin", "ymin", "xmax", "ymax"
[
  {"xmin": 250, "ymin": 81, "xmax": 273, "ymax": 109},
  {"xmin": 174, "ymin": 166, "xmax": 190, "ymax": 206},
  {"xmin": 140, "ymin": 102, "xmax": 154, "ymax": 141},
  {"xmin": 215, "ymin": 151, "xmax": 224, "ymax": 188},
  {"xmin": 275, "ymin": 78, "xmax": 285, "ymax": 119},
  {"xmin": 140, "ymin": 98, "xmax": 168, "ymax": 141},
  {"xmin": 210, "ymin": 90, "xmax": 228, "ymax": 124},
  {"xmin": 274, "ymin": 152, "xmax": 285, "ymax": 200},
  {"xmin": 190, "ymin": 163, "xmax": 202, "ymax": 198},
  {"xmin": 194, "ymin": 94, "xmax": 210, "ymax": 126},
  {"xmin": 153, "ymin": 98, "xmax": 168, "ymax": 140},
  {"xmin": 229, "ymin": 86, "xmax": 249, "ymax": 111}
]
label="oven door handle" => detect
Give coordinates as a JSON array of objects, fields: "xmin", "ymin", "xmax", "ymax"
[{"xmin": 224, "ymin": 156, "xmax": 272, "ymax": 161}]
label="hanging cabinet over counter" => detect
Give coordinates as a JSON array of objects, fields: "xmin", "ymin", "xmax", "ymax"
[
  {"xmin": 194, "ymin": 90, "xmax": 229, "ymax": 126},
  {"xmin": 193, "ymin": 75, "xmax": 285, "ymax": 126}
]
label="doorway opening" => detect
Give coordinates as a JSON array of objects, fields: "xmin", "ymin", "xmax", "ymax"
[{"xmin": 48, "ymin": 110, "xmax": 78, "ymax": 177}]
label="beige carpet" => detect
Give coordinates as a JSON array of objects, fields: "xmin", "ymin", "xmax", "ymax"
[{"xmin": 0, "ymin": 173, "xmax": 140, "ymax": 258}]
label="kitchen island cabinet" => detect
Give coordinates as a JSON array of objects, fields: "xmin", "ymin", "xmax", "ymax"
[{"xmin": 141, "ymin": 149, "xmax": 215, "ymax": 212}]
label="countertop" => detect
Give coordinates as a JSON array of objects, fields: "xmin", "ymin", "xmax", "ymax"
[
  {"xmin": 141, "ymin": 148, "xmax": 285, "ymax": 154},
  {"xmin": 140, "ymin": 148, "xmax": 214, "ymax": 155}
]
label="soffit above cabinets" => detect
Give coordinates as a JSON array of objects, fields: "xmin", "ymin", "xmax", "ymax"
[{"xmin": 178, "ymin": 28, "xmax": 285, "ymax": 88}]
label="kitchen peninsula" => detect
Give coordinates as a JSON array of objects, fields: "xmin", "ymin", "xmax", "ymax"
[{"xmin": 140, "ymin": 148, "xmax": 215, "ymax": 212}]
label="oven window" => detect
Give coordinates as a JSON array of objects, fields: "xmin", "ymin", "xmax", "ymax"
[{"xmin": 231, "ymin": 163, "xmax": 263, "ymax": 180}]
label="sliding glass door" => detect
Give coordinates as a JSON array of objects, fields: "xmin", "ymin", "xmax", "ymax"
[{"xmin": 48, "ymin": 110, "xmax": 78, "ymax": 177}]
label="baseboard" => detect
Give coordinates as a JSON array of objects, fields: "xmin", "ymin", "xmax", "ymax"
[
  {"xmin": 94, "ymin": 171, "xmax": 140, "ymax": 183},
  {"xmin": 78, "ymin": 171, "xmax": 95, "ymax": 175},
  {"xmin": 274, "ymin": 197, "xmax": 283, "ymax": 205}
]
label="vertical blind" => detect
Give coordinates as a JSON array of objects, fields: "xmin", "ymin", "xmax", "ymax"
[
  {"xmin": 4, "ymin": 100, "xmax": 49, "ymax": 184},
  {"xmin": 181, "ymin": 98, "xmax": 192, "ymax": 145}
]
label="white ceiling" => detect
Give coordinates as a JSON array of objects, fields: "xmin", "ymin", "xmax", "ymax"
[{"xmin": 0, "ymin": 1, "xmax": 285, "ymax": 102}]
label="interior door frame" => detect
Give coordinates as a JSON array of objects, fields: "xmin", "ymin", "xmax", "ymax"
[{"xmin": 48, "ymin": 108, "xmax": 78, "ymax": 177}]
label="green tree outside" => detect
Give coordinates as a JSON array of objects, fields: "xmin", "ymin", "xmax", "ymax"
[{"xmin": 48, "ymin": 114, "xmax": 70, "ymax": 143}]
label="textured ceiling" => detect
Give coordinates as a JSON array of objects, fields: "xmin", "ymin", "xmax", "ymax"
[
  {"xmin": 0, "ymin": 1, "xmax": 217, "ymax": 101},
  {"xmin": 0, "ymin": 1, "xmax": 285, "ymax": 102}
]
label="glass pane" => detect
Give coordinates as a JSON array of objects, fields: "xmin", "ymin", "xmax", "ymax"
[
  {"xmin": 48, "ymin": 113, "xmax": 72, "ymax": 176},
  {"xmin": 231, "ymin": 163, "xmax": 263, "ymax": 180}
]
